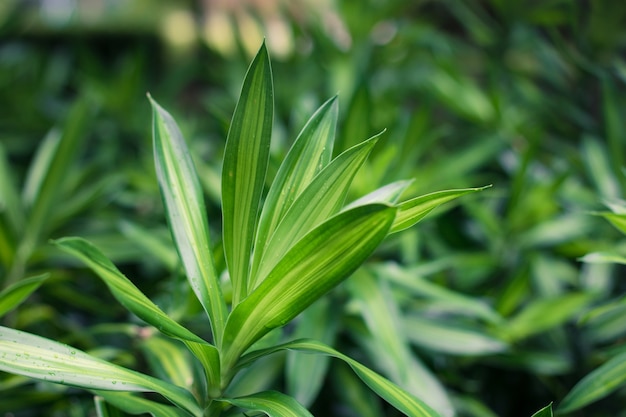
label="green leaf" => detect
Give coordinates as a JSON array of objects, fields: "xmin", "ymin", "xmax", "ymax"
[
  {"xmin": 0, "ymin": 273, "xmax": 48, "ymax": 318},
  {"xmin": 403, "ymin": 316, "xmax": 508, "ymax": 356},
  {"xmin": 251, "ymin": 134, "xmax": 381, "ymax": 288},
  {"xmin": 222, "ymin": 42, "xmax": 274, "ymax": 306},
  {"xmin": 119, "ymin": 221, "xmax": 178, "ymax": 271},
  {"xmin": 579, "ymin": 251, "xmax": 626, "ymax": 265},
  {"xmin": 531, "ymin": 403, "xmax": 553, "ymax": 417},
  {"xmin": 94, "ymin": 392, "xmax": 191, "ymax": 417},
  {"xmin": 0, "ymin": 326, "xmax": 201, "ymax": 416},
  {"xmin": 391, "ymin": 186, "xmax": 491, "ymax": 234},
  {"xmin": 558, "ymin": 352, "xmax": 626, "ymax": 413},
  {"xmin": 505, "ymin": 293, "xmax": 595, "ymax": 342},
  {"xmin": 150, "ymin": 95, "xmax": 227, "ymax": 346},
  {"xmin": 19, "ymin": 97, "xmax": 94, "ymax": 266},
  {"xmin": 52, "ymin": 237, "xmax": 206, "ymax": 345},
  {"xmin": 250, "ymin": 96, "xmax": 337, "ymax": 288},
  {"xmin": 238, "ymin": 339, "xmax": 443, "ymax": 417},
  {"xmin": 221, "ymin": 204, "xmax": 396, "ymax": 377},
  {"xmin": 348, "ymin": 270, "xmax": 453, "ymax": 416},
  {"xmin": 219, "ymin": 391, "xmax": 313, "ymax": 417}
]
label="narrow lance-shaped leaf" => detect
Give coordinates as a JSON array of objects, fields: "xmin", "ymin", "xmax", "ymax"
[
  {"xmin": 237, "ymin": 339, "xmax": 443, "ymax": 417},
  {"xmin": 222, "ymin": 42, "xmax": 274, "ymax": 306},
  {"xmin": 150, "ymin": 95, "xmax": 227, "ymax": 347},
  {"xmin": 250, "ymin": 96, "xmax": 337, "ymax": 286},
  {"xmin": 0, "ymin": 273, "xmax": 48, "ymax": 318},
  {"xmin": 0, "ymin": 326, "xmax": 202, "ymax": 416},
  {"xmin": 218, "ymin": 391, "xmax": 314, "ymax": 417},
  {"xmin": 558, "ymin": 351, "xmax": 626, "ymax": 414},
  {"xmin": 531, "ymin": 403, "xmax": 553, "ymax": 417},
  {"xmin": 221, "ymin": 203, "xmax": 396, "ymax": 379},
  {"xmin": 391, "ymin": 186, "xmax": 491, "ymax": 233},
  {"xmin": 251, "ymin": 134, "xmax": 381, "ymax": 288}
]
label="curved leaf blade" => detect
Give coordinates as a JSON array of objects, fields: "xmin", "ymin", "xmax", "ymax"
[
  {"xmin": 0, "ymin": 273, "xmax": 48, "ymax": 318},
  {"xmin": 222, "ymin": 42, "xmax": 274, "ymax": 306},
  {"xmin": 391, "ymin": 186, "xmax": 491, "ymax": 233},
  {"xmin": 221, "ymin": 204, "xmax": 396, "ymax": 375},
  {"xmin": 238, "ymin": 339, "xmax": 443, "ymax": 417},
  {"xmin": 219, "ymin": 391, "xmax": 313, "ymax": 417},
  {"xmin": 52, "ymin": 237, "xmax": 205, "ymax": 345},
  {"xmin": 250, "ymin": 96, "xmax": 337, "ymax": 287},
  {"xmin": 0, "ymin": 326, "xmax": 201, "ymax": 416},
  {"xmin": 558, "ymin": 352, "xmax": 626, "ymax": 413},
  {"xmin": 150, "ymin": 95, "xmax": 227, "ymax": 345}
]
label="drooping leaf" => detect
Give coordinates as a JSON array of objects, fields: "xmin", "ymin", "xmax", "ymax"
[
  {"xmin": 558, "ymin": 352, "xmax": 626, "ymax": 413},
  {"xmin": 93, "ymin": 392, "xmax": 191, "ymax": 417},
  {"xmin": 52, "ymin": 237, "xmax": 206, "ymax": 345},
  {"xmin": 391, "ymin": 186, "xmax": 491, "ymax": 233},
  {"xmin": 222, "ymin": 42, "xmax": 274, "ymax": 306},
  {"xmin": 238, "ymin": 339, "xmax": 443, "ymax": 417},
  {"xmin": 592, "ymin": 211, "xmax": 626, "ymax": 235},
  {"xmin": 0, "ymin": 326, "xmax": 201, "ymax": 416},
  {"xmin": 250, "ymin": 96, "xmax": 337, "ymax": 288},
  {"xmin": 0, "ymin": 273, "xmax": 48, "ymax": 318},
  {"xmin": 219, "ymin": 390, "xmax": 313, "ymax": 417},
  {"xmin": 221, "ymin": 204, "xmax": 396, "ymax": 375},
  {"xmin": 250, "ymin": 135, "xmax": 381, "ymax": 288},
  {"xmin": 150, "ymin": 95, "xmax": 227, "ymax": 346}
]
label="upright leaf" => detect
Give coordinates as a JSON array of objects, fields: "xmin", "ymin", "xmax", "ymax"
[
  {"xmin": 0, "ymin": 326, "xmax": 202, "ymax": 416},
  {"xmin": 250, "ymin": 96, "xmax": 337, "ymax": 287},
  {"xmin": 150, "ymin": 96, "xmax": 227, "ymax": 347},
  {"xmin": 251, "ymin": 135, "xmax": 381, "ymax": 288},
  {"xmin": 221, "ymin": 204, "xmax": 396, "ymax": 377},
  {"xmin": 222, "ymin": 42, "xmax": 274, "ymax": 305}
]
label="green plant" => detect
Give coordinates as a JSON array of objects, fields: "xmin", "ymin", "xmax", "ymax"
[{"xmin": 0, "ymin": 43, "xmax": 486, "ymax": 416}]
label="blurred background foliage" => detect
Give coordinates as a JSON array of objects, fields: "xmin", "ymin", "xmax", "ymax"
[{"xmin": 1, "ymin": 0, "xmax": 626, "ymax": 416}]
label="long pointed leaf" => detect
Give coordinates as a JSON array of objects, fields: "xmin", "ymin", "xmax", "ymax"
[
  {"xmin": 221, "ymin": 204, "xmax": 396, "ymax": 377},
  {"xmin": 251, "ymin": 134, "xmax": 381, "ymax": 288},
  {"xmin": 52, "ymin": 237, "xmax": 206, "ymax": 345},
  {"xmin": 0, "ymin": 273, "xmax": 48, "ymax": 318},
  {"xmin": 558, "ymin": 351, "xmax": 626, "ymax": 413},
  {"xmin": 222, "ymin": 42, "xmax": 274, "ymax": 306},
  {"xmin": 238, "ymin": 339, "xmax": 442, "ymax": 417},
  {"xmin": 219, "ymin": 391, "xmax": 313, "ymax": 417},
  {"xmin": 250, "ymin": 96, "xmax": 337, "ymax": 287},
  {"xmin": 0, "ymin": 326, "xmax": 201, "ymax": 416},
  {"xmin": 391, "ymin": 186, "xmax": 491, "ymax": 233},
  {"xmin": 150, "ymin": 96, "xmax": 227, "ymax": 346}
]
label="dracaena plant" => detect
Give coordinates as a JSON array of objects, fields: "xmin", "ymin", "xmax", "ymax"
[{"xmin": 0, "ymin": 43, "xmax": 486, "ymax": 417}]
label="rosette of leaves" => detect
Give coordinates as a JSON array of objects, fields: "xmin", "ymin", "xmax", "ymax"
[{"xmin": 0, "ymin": 43, "xmax": 487, "ymax": 417}]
